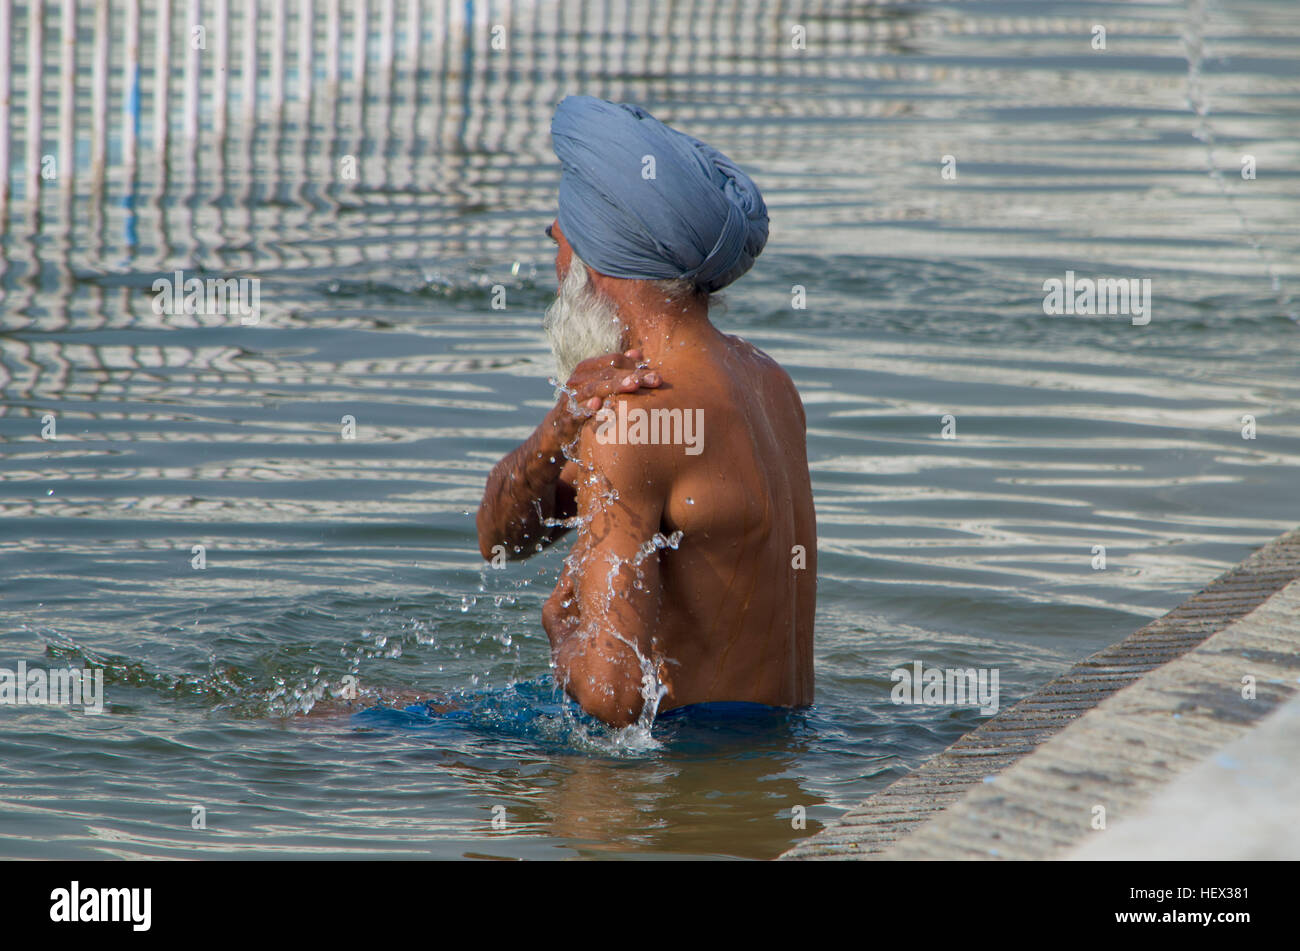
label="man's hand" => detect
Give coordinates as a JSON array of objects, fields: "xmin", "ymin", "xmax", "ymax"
[{"xmin": 546, "ymin": 349, "xmax": 662, "ymax": 451}]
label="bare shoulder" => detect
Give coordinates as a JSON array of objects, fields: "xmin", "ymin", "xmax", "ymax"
[
  {"xmin": 576, "ymin": 388, "xmax": 696, "ymax": 485},
  {"xmin": 725, "ymin": 333, "xmax": 791, "ymax": 381},
  {"xmin": 725, "ymin": 332, "xmax": 776, "ymax": 363},
  {"xmin": 724, "ymin": 333, "xmax": 805, "ymax": 418}
]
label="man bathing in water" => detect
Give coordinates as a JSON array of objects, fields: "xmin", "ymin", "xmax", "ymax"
[{"xmin": 477, "ymin": 96, "xmax": 816, "ymax": 727}]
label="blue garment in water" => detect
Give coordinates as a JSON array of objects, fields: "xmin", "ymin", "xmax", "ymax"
[
  {"xmin": 348, "ymin": 682, "xmax": 796, "ymax": 753},
  {"xmin": 656, "ymin": 701, "xmax": 782, "ymax": 719},
  {"xmin": 550, "ymin": 95, "xmax": 769, "ymax": 293}
]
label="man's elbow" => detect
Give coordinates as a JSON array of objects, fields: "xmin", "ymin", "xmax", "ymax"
[
  {"xmin": 574, "ymin": 682, "xmax": 643, "ymax": 728},
  {"xmin": 475, "ymin": 506, "xmax": 547, "ymax": 563},
  {"xmin": 475, "ymin": 506, "xmax": 498, "ymax": 562},
  {"xmin": 475, "ymin": 502, "xmax": 520, "ymax": 563},
  {"xmin": 559, "ymin": 654, "xmax": 645, "ymax": 728}
]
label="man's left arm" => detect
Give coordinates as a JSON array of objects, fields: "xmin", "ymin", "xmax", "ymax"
[{"xmin": 549, "ymin": 419, "xmax": 667, "ymax": 727}]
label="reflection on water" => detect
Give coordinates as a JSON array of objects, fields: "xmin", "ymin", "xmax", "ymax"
[{"xmin": 2, "ymin": 0, "xmax": 1299, "ymax": 859}]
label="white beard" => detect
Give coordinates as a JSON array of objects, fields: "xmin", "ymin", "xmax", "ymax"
[{"xmin": 543, "ymin": 255, "xmax": 624, "ymax": 383}]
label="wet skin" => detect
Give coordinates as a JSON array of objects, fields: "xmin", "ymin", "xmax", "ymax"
[{"xmin": 476, "ymin": 222, "xmax": 816, "ymax": 726}]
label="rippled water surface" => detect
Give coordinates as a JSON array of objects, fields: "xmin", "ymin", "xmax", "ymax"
[{"xmin": 2, "ymin": 0, "xmax": 1299, "ymax": 859}]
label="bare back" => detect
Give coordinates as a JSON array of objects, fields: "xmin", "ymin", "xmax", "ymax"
[{"xmin": 544, "ymin": 330, "xmax": 816, "ymax": 715}]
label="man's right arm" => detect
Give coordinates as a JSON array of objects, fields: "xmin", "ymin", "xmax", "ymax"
[
  {"xmin": 475, "ymin": 350, "xmax": 662, "ymax": 562},
  {"xmin": 475, "ymin": 401, "xmax": 581, "ymax": 561}
]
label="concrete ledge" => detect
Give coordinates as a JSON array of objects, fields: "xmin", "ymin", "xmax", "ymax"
[
  {"xmin": 1068, "ymin": 689, "xmax": 1300, "ymax": 860},
  {"xmin": 781, "ymin": 528, "xmax": 1300, "ymax": 860}
]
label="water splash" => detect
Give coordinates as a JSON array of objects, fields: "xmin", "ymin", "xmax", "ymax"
[{"xmin": 30, "ymin": 602, "xmax": 498, "ymax": 721}]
